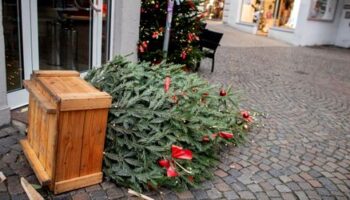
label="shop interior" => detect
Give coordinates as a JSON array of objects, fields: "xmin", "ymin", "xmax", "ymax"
[
  {"xmin": 203, "ymin": 0, "xmax": 225, "ymax": 21},
  {"xmin": 240, "ymin": 0, "xmax": 298, "ymax": 35},
  {"xmin": 3, "ymin": 0, "xmax": 23, "ymax": 92},
  {"xmin": 37, "ymin": 0, "xmax": 109, "ymax": 72},
  {"xmin": 3, "ymin": 0, "xmax": 110, "ymax": 93}
]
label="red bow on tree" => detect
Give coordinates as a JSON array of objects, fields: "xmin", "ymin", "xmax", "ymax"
[
  {"xmin": 171, "ymin": 145, "xmax": 193, "ymax": 160},
  {"xmin": 158, "ymin": 145, "xmax": 193, "ymax": 177}
]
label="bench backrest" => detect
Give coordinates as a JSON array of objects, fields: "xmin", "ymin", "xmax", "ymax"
[{"xmin": 199, "ymin": 29, "xmax": 223, "ymax": 51}]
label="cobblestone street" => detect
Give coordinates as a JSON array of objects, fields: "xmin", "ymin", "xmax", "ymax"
[{"xmin": 1, "ymin": 23, "xmax": 350, "ymax": 199}]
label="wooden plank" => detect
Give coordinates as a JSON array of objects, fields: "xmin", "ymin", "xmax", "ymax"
[
  {"xmin": 20, "ymin": 139, "xmax": 51, "ymax": 186},
  {"xmin": 54, "ymin": 172, "xmax": 102, "ymax": 194},
  {"xmin": 21, "ymin": 177, "xmax": 44, "ymax": 200},
  {"xmin": 33, "ymin": 70, "xmax": 80, "ymax": 77},
  {"xmin": 60, "ymin": 92, "xmax": 111, "ymax": 100},
  {"xmin": 60, "ymin": 94, "xmax": 112, "ymax": 111},
  {"xmin": 45, "ymin": 113, "xmax": 58, "ymax": 184},
  {"xmin": 38, "ymin": 111, "xmax": 48, "ymax": 170},
  {"xmin": 79, "ymin": 109, "xmax": 108, "ymax": 176},
  {"xmin": 37, "ymin": 77, "xmax": 99, "ymax": 97},
  {"xmin": 64, "ymin": 77, "xmax": 100, "ymax": 93},
  {"xmin": 27, "ymin": 96, "xmax": 35, "ymax": 146},
  {"xmin": 32, "ymin": 105, "xmax": 42, "ymax": 156},
  {"xmin": 24, "ymin": 80, "xmax": 57, "ymax": 114},
  {"xmin": 55, "ymin": 111, "xmax": 86, "ymax": 182}
]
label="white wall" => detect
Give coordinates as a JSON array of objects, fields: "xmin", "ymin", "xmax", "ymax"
[
  {"xmin": 335, "ymin": 0, "xmax": 350, "ymax": 47},
  {"xmin": 293, "ymin": 0, "xmax": 344, "ymax": 46},
  {"xmin": 268, "ymin": 27, "xmax": 298, "ymax": 45},
  {"xmin": 224, "ymin": 0, "xmax": 349, "ymax": 47},
  {"xmin": 223, "ymin": 0, "xmax": 257, "ymax": 34},
  {"xmin": 0, "ymin": 0, "xmax": 11, "ymax": 126},
  {"xmin": 111, "ymin": 0, "xmax": 141, "ymax": 62}
]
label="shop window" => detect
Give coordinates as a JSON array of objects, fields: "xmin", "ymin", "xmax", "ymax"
[
  {"xmin": 239, "ymin": 0, "xmax": 299, "ymax": 31},
  {"xmin": 240, "ymin": 0, "xmax": 262, "ymax": 24},
  {"xmin": 2, "ymin": 0, "xmax": 24, "ymax": 92},
  {"xmin": 37, "ymin": 0, "xmax": 111, "ymax": 71},
  {"xmin": 274, "ymin": 0, "xmax": 299, "ymax": 29},
  {"xmin": 204, "ymin": 0, "xmax": 225, "ymax": 20}
]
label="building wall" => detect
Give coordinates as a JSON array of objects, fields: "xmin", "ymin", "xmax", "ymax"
[
  {"xmin": 111, "ymin": 0, "xmax": 141, "ymax": 62},
  {"xmin": 293, "ymin": 0, "xmax": 344, "ymax": 46},
  {"xmin": 335, "ymin": 0, "xmax": 350, "ymax": 47},
  {"xmin": 224, "ymin": 0, "xmax": 349, "ymax": 47},
  {"xmin": 223, "ymin": 0, "xmax": 257, "ymax": 34},
  {"xmin": 0, "ymin": 0, "xmax": 11, "ymax": 126}
]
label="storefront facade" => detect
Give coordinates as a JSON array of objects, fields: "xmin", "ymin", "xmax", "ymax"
[
  {"xmin": 223, "ymin": 0, "xmax": 350, "ymax": 47},
  {"xmin": 0, "ymin": 0, "xmax": 141, "ymax": 126}
]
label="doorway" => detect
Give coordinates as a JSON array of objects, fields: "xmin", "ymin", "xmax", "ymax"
[{"xmin": 3, "ymin": 0, "xmax": 111, "ymax": 109}]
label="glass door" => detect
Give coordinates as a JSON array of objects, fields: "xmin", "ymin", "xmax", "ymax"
[
  {"xmin": 4, "ymin": 0, "xmax": 34, "ymax": 108},
  {"xmin": 5, "ymin": 0, "xmax": 110, "ymax": 109},
  {"xmin": 36, "ymin": 0, "xmax": 109, "ymax": 71}
]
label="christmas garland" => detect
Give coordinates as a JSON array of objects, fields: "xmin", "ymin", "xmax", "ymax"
[{"xmin": 85, "ymin": 56, "xmax": 254, "ymax": 192}]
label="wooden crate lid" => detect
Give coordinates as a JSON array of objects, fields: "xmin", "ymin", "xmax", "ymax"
[{"xmin": 32, "ymin": 70, "xmax": 112, "ymax": 111}]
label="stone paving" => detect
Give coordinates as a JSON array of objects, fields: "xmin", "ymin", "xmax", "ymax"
[{"xmin": 1, "ymin": 23, "xmax": 350, "ymax": 199}]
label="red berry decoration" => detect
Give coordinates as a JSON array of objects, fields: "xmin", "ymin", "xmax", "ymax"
[
  {"xmin": 220, "ymin": 89, "xmax": 227, "ymax": 96},
  {"xmin": 241, "ymin": 111, "xmax": 253, "ymax": 122},
  {"xmin": 242, "ymin": 112, "xmax": 250, "ymax": 119},
  {"xmin": 181, "ymin": 50, "xmax": 187, "ymax": 60}
]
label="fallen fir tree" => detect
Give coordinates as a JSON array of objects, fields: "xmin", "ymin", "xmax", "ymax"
[{"xmin": 85, "ymin": 56, "xmax": 254, "ymax": 192}]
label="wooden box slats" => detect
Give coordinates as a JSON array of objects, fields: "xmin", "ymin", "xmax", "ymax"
[{"xmin": 21, "ymin": 70, "xmax": 111, "ymax": 194}]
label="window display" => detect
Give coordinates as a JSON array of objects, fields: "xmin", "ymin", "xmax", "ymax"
[
  {"xmin": 308, "ymin": 0, "xmax": 338, "ymax": 21},
  {"xmin": 204, "ymin": 0, "xmax": 225, "ymax": 20},
  {"xmin": 240, "ymin": 0, "xmax": 299, "ymax": 33}
]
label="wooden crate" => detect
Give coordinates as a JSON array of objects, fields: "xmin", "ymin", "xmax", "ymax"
[{"xmin": 20, "ymin": 70, "xmax": 112, "ymax": 194}]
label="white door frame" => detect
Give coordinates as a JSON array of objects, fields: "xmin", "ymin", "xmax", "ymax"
[
  {"xmin": 6, "ymin": 0, "xmax": 36, "ymax": 109},
  {"xmin": 7, "ymin": 0, "xmax": 108, "ymax": 109}
]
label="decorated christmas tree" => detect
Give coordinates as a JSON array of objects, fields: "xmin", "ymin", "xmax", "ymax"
[
  {"xmin": 85, "ymin": 57, "xmax": 255, "ymax": 192},
  {"xmin": 139, "ymin": 0, "xmax": 205, "ymax": 69}
]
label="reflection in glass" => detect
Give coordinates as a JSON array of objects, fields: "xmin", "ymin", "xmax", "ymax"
[
  {"xmin": 3, "ymin": 0, "xmax": 23, "ymax": 92},
  {"xmin": 240, "ymin": 0, "xmax": 298, "ymax": 32},
  {"xmin": 37, "ymin": 0, "xmax": 92, "ymax": 71}
]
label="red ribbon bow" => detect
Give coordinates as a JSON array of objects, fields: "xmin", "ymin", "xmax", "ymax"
[
  {"xmin": 171, "ymin": 145, "xmax": 193, "ymax": 160},
  {"xmin": 158, "ymin": 145, "xmax": 193, "ymax": 177}
]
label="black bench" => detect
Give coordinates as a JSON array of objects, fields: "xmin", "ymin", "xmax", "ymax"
[{"xmin": 196, "ymin": 29, "xmax": 223, "ymax": 72}]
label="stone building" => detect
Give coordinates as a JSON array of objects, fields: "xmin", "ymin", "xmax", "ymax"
[
  {"xmin": 223, "ymin": 0, "xmax": 350, "ymax": 47},
  {"xmin": 0, "ymin": 0, "xmax": 141, "ymax": 126}
]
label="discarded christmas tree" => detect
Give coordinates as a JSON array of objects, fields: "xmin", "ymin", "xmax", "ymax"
[
  {"xmin": 139, "ymin": 0, "xmax": 205, "ymax": 69},
  {"xmin": 85, "ymin": 57, "xmax": 254, "ymax": 192}
]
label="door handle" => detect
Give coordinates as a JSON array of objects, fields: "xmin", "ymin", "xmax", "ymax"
[
  {"xmin": 90, "ymin": 0, "xmax": 101, "ymax": 12},
  {"xmin": 73, "ymin": 0, "xmax": 101, "ymax": 12}
]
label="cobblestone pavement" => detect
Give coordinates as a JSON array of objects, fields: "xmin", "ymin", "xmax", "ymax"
[{"xmin": 1, "ymin": 24, "xmax": 350, "ymax": 199}]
